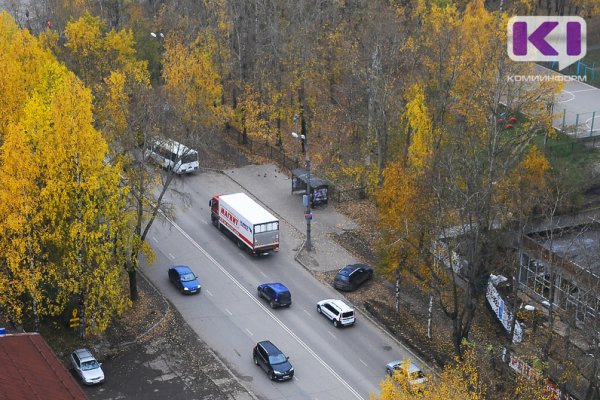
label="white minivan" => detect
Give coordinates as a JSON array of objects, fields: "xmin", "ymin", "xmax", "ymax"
[{"xmin": 316, "ymin": 299, "xmax": 355, "ymax": 327}]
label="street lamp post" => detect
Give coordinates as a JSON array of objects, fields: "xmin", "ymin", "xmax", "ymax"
[
  {"xmin": 292, "ymin": 113, "xmax": 299, "ymax": 165},
  {"xmin": 303, "ymin": 133, "xmax": 312, "ymax": 252}
]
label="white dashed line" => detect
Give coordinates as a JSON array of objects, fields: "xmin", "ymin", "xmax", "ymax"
[
  {"xmin": 168, "ymin": 253, "xmax": 175, "ymax": 260},
  {"xmin": 224, "ymin": 308, "xmax": 233, "ymax": 316},
  {"xmin": 152, "ymin": 236, "xmax": 158, "ymax": 243},
  {"xmin": 259, "ymin": 270, "xmax": 267, "ymax": 277},
  {"xmin": 328, "ymin": 331, "xmax": 336, "ymax": 339},
  {"xmin": 205, "ymin": 289, "xmax": 213, "ymax": 297},
  {"xmin": 245, "ymin": 328, "xmax": 254, "ymax": 336},
  {"xmin": 303, "ymin": 309, "xmax": 312, "ymax": 317},
  {"xmin": 168, "ymin": 218, "xmax": 365, "ymax": 400},
  {"xmin": 359, "ymin": 359, "xmax": 368, "ymax": 367}
]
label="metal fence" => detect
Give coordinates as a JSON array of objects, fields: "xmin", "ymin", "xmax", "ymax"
[
  {"xmin": 545, "ymin": 137, "xmax": 600, "ymax": 157},
  {"xmin": 223, "ymin": 127, "xmax": 299, "ymax": 171},
  {"xmin": 555, "ymin": 109, "xmax": 600, "ymax": 138},
  {"xmin": 222, "ymin": 127, "xmax": 367, "ymax": 203},
  {"xmin": 545, "ymin": 60, "xmax": 599, "ymax": 86}
]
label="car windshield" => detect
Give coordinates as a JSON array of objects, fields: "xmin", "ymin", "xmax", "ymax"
[
  {"xmin": 342, "ymin": 311, "xmax": 354, "ymax": 318},
  {"xmin": 180, "ymin": 273, "xmax": 196, "ymax": 282},
  {"xmin": 81, "ymin": 360, "xmax": 100, "ymax": 371},
  {"xmin": 268, "ymin": 353, "xmax": 287, "ymax": 365},
  {"xmin": 182, "ymin": 153, "xmax": 198, "ymax": 164}
]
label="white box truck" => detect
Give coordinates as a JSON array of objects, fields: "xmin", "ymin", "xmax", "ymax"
[{"xmin": 209, "ymin": 193, "xmax": 279, "ymax": 255}]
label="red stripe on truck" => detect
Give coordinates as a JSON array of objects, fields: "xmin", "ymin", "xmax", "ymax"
[{"xmin": 220, "ymin": 216, "xmax": 254, "ymax": 247}]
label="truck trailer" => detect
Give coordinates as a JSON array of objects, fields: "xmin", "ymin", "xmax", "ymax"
[{"xmin": 209, "ymin": 193, "xmax": 279, "ymax": 255}]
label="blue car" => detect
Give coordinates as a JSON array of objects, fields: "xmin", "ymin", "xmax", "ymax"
[
  {"xmin": 257, "ymin": 283, "xmax": 292, "ymax": 308},
  {"xmin": 168, "ymin": 265, "xmax": 201, "ymax": 294}
]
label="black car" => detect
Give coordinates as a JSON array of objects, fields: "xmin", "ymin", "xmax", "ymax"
[
  {"xmin": 333, "ymin": 263, "xmax": 373, "ymax": 291},
  {"xmin": 252, "ymin": 340, "xmax": 294, "ymax": 381},
  {"xmin": 257, "ymin": 283, "xmax": 292, "ymax": 308}
]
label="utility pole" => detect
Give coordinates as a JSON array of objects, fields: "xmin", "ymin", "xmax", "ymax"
[
  {"xmin": 302, "ymin": 133, "xmax": 312, "ymax": 252},
  {"xmin": 292, "ymin": 113, "xmax": 299, "ymax": 165}
]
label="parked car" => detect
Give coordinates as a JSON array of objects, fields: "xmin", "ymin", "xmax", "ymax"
[
  {"xmin": 333, "ymin": 264, "xmax": 373, "ymax": 291},
  {"xmin": 70, "ymin": 348, "xmax": 105, "ymax": 385},
  {"xmin": 257, "ymin": 283, "xmax": 292, "ymax": 308},
  {"xmin": 316, "ymin": 299, "xmax": 355, "ymax": 327},
  {"xmin": 168, "ymin": 265, "xmax": 201, "ymax": 294},
  {"xmin": 252, "ymin": 340, "xmax": 294, "ymax": 381},
  {"xmin": 386, "ymin": 359, "xmax": 427, "ymax": 390}
]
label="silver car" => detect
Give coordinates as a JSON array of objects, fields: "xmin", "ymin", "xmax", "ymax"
[
  {"xmin": 386, "ymin": 359, "xmax": 427, "ymax": 390},
  {"xmin": 70, "ymin": 348, "xmax": 105, "ymax": 385}
]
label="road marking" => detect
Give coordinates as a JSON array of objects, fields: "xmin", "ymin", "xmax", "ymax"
[
  {"xmin": 570, "ymin": 88, "xmax": 599, "ymax": 93},
  {"xmin": 359, "ymin": 359, "xmax": 368, "ymax": 367},
  {"xmin": 168, "ymin": 253, "xmax": 175, "ymax": 260},
  {"xmin": 294, "ymin": 376, "xmax": 300, "ymax": 382},
  {"xmin": 168, "ymin": 219, "xmax": 365, "ymax": 400},
  {"xmin": 152, "ymin": 236, "xmax": 158, "ymax": 243},
  {"xmin": 224, "ymin": 308, "xmax": 233, "ymax": 316},
  {"xmin": 328, "ymin": 331, "xmax": 336, "ymax": 339},
  {"xmin": 302, "ymin": 309, "xmax": 312, "ymax": 317},
  {"xmin": 259, "ymin": 270, "xmax": 267, "ymax": 277},
  {"xmin": 245, "ymin": 328, "xmax": 254, "ymax": 336},
  {"xmin": 205, "ymin": 289, "xmax": 213, "ymax": 297}
]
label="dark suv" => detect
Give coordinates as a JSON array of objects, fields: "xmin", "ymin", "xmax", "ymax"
[
  {"xmin": 257, "ymin": 283, "xmax": 292, "ymax": 308},
  {"xmin": 333, "ymin": 264, "xmax": 373, "ymax": 291},
  {"xmin": 252, "ymin": 340, "xmax": 294, "ymax": 381}
]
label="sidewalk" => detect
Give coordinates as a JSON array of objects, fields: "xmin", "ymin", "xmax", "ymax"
[{"xmin": 224, "ymin": 164, "xmax": 360, "ymax": 273}]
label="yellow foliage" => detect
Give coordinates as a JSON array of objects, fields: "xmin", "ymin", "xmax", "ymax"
[
  {"xmin": 405, "ymin": 84, "xmax": 434, "ymax": 168},
  {"xmin": 163, "ymin": 30, "xmax": 230, "ymax": 128},
  {"xmin": 373, "ymin": 348, "xmax": 487, "ymax": 400},
  {"xmin": 237, "ymin": 84, "xmax": 275, "ymax": 141},
  {"xmin": 0, "ymin": 15, "xmax": 135, "ymax": 333}
]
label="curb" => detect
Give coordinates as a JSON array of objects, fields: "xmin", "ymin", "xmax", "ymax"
[
  {"xmin": 215, "ymin": 167, "xmax": 437, "ymax": 378},
  {"xmin": 294, "ymin": 244, "xmax": 431, "ymax": 373},
  {"xmin": 118, "ymin": 270, "xmax": 171, "ymax": 349},
  {"xmin": 125, "ymin": 268, "xmax": 260, "ymax": 400}
]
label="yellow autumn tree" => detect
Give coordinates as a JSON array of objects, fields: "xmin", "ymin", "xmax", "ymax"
[
  {"xmin": 373, "ymin": 347, "xmax": 487, "ymax": 400},
  {"xmin": 377, "ymin": 0, "xmax": 561, "ymax": 356},
  {"xmin": 377, "ymin": 84, "xmax": 438, "ymax": 292},
  {"xmin": 163, "ymin": 30, "xmax": 230, "ymax": 129},
  {"xmin": 0, "ymin": 12, "xmax": 55, "ymax": 136},
  {"xmin": 59, "ymin": 13, "xmax": 150, "ymax": 142},
  {"xmin": 0, "ymin": 14, "xmax": 134, "ymax": 333}
]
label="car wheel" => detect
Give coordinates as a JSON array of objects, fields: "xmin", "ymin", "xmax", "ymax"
[
  {"xmin": 317, "ymin": 305, "xmax": 322, "ymax": 314},
  {"xmin": 333, "ymin": 319, "xmax": 340, "ymax": 328},
  {"xmin": 179, "ymin": 286, "xmax": 184, "ymax": 294},
  {"xmin": 270, "ymin": 371, "xmax": 276, "ymax": 381},
  {"xmin": 253, "ymin": 356, "xmax": 258, "ymax": 365},
  {"xmin": 269, "ymin": 301, "xmax": 276, "ymax": 309},
  {"xmin": 237, "ymin": 239, "xmax": 244, "ymax": 249}
]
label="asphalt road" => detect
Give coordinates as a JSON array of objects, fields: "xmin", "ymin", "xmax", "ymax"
[{"xmin": 141, "ymin": 171, "xmax": 414, "ymax": 400}]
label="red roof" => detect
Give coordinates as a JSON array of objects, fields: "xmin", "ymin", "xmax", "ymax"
[{"xmin": 0, "ymin": 332, "xmax": 88, "ymax": 400}]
